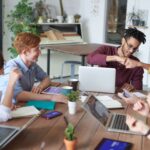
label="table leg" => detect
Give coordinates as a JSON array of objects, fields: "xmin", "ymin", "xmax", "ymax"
[
  {"xmin": 81, "ymin": 55, "xmax": 86, "ymax": 66},
  {"xmin": 47, "ymin": 49, "xmax": 51, "ymax": 75}
]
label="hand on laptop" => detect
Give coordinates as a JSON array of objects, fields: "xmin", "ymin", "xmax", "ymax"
[{"xmin": 126, "ymin": 115, "xmax": 149, "ymax": 136}]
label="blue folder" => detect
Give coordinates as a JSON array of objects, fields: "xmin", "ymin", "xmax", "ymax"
[{"xmin": 26, "ymin": 100, "xmax": 56, "ymax": 110}]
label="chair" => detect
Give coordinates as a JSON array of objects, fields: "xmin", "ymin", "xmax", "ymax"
[{"xmin": 60, "ymin": 60, "xmax": 81, "ymax": 83}]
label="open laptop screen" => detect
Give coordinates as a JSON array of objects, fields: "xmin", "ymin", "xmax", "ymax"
[
  {"xmin": 0, "ymin": 125, "xmax": 20, "ymax": 148},
  {"xmin": 79, "ymin": 66, "xmax": 116, "ymax": 93},
  {"xmin": 83, "ymin": 95, "xmax": 111, "ymax": 126}
]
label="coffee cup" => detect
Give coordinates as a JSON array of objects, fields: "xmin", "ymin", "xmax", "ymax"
[
  {"xmin": 68, "ymin": 79, "xmax": 78, "ymax": 91},
  {"xmin": 61, "ymin": 86, "xmax": 73, "ymax": 95}
]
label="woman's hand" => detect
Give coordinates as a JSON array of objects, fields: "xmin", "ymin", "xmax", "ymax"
[
  {"xmin": 133, "ymin": 100, "xmax": 150, "ymax": 117},
  {"xmin": 126, "ymin": 115, "xmax": 149, "ymax": 135},
  {"xmin": 118, "ymin": 92, "xmax": 140, "ymax": 105}
]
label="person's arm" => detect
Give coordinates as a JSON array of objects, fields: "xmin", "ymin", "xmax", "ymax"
[
  {"xmin": 133, "ymin": 100, "xmax": 150, "ymax": 117},
  {"xmin": 16, "ymin": 91, "xmax": 67, "ymax": 103},
  {"xmin": 32, "ymin": 77, "xmax": 51, "ymax": 93},
  {"xmin": 0, "ymin": 69, "xmax": 21, "ymax": 122},
  {"xmin": 117, "ymin": 92, "xmax": 140, "ymax": 105},
  {"xmin": 125, "ymin": 58, "xmax": 150, "ymax": 71},
  {"xmin": 106, "ymin": 55, "xmax": 126, "ymax": 64},
  {"xmin": 87, "ymin": 46, "xmax": 126, "ymax": 66},
  {"xmin": 2, "ymin": 69, "xmax": 21, "ymax": 108},
  {"xmin": 126, "ymin": 115, "xmax": 150, "ymax": 139}
]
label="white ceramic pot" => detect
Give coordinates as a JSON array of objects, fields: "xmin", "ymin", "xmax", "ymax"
[{"xmin": 68, "ymin": 101, "xmax": 77, "ymax": 115}]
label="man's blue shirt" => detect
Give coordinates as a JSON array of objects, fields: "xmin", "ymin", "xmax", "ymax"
[{"xmin": 1, "ymin": 55, "xmax": 48, "ymax": 103}]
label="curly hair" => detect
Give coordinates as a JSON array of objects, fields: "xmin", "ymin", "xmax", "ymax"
[
  {"xmin": 124, "ymin": 27, "xmax": 146, "ymax": 44},
  {"xmin": 13, "ymin": 32, "xmax": 41, "ymax": 54},
  {"xmin": 0, "ymin": 52, "xmax": 4, "ymax": 70}
]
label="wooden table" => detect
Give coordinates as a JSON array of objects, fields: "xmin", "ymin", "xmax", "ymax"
[
  {"xmin": 40, "ymin": 43, "xmax": 100, "ymax": 75},
  {"xmin": 2, "ymin": 93, "xmax": 150, "ymax": 150}
]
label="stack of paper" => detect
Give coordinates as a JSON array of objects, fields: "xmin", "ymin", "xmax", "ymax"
[
  {"xmin": 11, "ymin": 106, "xmax": 40, "ymax": 118},
  {"xmin": 96, "ymin": 95, "xmax": 123, "ymax": 109}
]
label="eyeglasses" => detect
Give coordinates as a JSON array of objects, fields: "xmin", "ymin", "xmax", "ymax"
[{"xmin": 125, "ymin": 38, "xmax": 139, "ymax": 52}]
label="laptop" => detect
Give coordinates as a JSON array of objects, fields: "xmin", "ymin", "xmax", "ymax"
[
  {"xmin": 79, "ymin": 66, "xmax": 116, "ymax": 93},
  {"xmin": 82, "ymin": 95, "xmax": 145, "ymax": 135},
  {"xmin": 0, "ymin": 116, "xmax": 38, "ymax": 149}
]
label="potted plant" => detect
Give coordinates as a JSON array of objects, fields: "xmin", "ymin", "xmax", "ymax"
[
  {"xmin": 67, "ymin": 91, "xmax": 79, "ymax": 115},
  {"xmin": 128, "ymin": 8, "xmax": 141, "ymax": 26},
  {"xmin": 64, "ymin": 123, "xmax": 77, "ymax": 150},
  {"xmin": 6, "ymin": 0, "xmax": 39, "ymax": 58}
]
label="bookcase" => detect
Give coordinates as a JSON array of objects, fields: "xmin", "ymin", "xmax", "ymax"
[{"xmin": 32, "ymin": 23, "xmax": 83, "ymax": 45}]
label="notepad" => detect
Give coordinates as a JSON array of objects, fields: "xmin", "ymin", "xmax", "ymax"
[
  {"xmin": 96, "ymin": 95, "xmax": 123, "ymax": 109},
  {"xmin": 26, "ymin": 100, "xmax": 56, "ymax": 110},
  {"xmin": 11, "ymin": 106, "xmax": 40, "ymax": 118}
]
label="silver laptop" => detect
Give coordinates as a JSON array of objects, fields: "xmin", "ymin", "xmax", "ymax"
[
  {"xmin": 82, "ymin": 95, "xmax": 145, "ymax": 135},
  {"xmin": 0, "ymin": 116, "xmax": 38, "ymax": 149},
  {"xmin": 79, "ymin": 66, "xmax": 116, "ymax": 93},
  {"xmin": 0, "ymin": 125, "xmax": 21, "ymax": 149}
]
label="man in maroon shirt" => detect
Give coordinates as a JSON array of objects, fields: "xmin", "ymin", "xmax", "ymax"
[{"xmin": 87, "ymin": 28, "xmax": 146, "ymax": 90}]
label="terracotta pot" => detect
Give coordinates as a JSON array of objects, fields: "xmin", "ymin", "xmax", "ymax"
[{"xmin": 64, "ymin": 138, "xmax": 77, "ymax": 150}]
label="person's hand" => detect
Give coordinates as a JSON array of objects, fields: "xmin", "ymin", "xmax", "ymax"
[
  {"xmin": 118, "ymin": 92, "xmax": 140, "ymax": 105},
  {"xmin": 120, "ymin": 83, "xmax": 135, "ymax": 92},
  {"xmin": 124, "ymin": 58, "xmax": 141, "ymax": 68},
  {"xmin": 115, "ymin": 56, "xmax": 127, "ymax": 65},
  {"xmin": 52, "ymin": 94, "xmax": 68, "ymax": 104},
  {"xmin": 133, "ymin": 100, "xmax": 150, "ymax": 117},
  {"xmin": 31, "ymin": 85, "xmax": 43, "ymax": 94},
  {"xmin": 126, "ymin": 115, "xmax": 149, "ymax": 135},
  {"xmin": 9, "ymin": 68, "xmax": 22, "ymax": 85}
]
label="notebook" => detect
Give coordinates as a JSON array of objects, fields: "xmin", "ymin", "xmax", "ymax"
[
  {"xmin": 82, "ymin": 95, "xmax": 145, "ymax": 135},
  {"xmin": 79, "ymin": 66, "xmax": 116, "ymax": 93},
  {"xmin": 11, "ymin": 106, "xmax": 40, "ymax": 118},
  {"xmin": 26, "ymin": 100, "xmax": 56, "ymax": 110}
]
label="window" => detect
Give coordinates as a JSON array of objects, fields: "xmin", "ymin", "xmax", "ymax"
[{"xmin": 106, "ymin": 0, "xmax": 127, "ymax": 44}]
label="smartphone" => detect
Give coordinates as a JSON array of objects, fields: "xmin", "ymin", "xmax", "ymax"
[
  {"xmin": 95, "ymin": 138, "xmax": 132, "ymax": 150},
  {"xmin": 42, "ymin": 111, "xmax": 62, "ymax": 119},
  {"xmin": 123, "ymin": 89, "xmax": 131, "ymax": 98}
]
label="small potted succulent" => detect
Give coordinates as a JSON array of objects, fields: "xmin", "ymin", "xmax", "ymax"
[
  {"xmin": 67, "ymin": 91, "xmax": 79, "ymax": 115},
  {"xmin": 64, "ymin": 123, "xmax": 77, "ymax": 150}
]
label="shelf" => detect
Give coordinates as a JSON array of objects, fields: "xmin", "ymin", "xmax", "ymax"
[{"xmin": 128, "ymin": 25, "xmax": 148, "ymax": 29}]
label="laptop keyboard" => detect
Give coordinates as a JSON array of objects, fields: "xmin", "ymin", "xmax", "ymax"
[{"xmin": 111, "ymin": 114, "xmax": 129, "ymax": 130}]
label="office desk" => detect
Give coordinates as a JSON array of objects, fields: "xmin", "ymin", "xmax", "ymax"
[
  {"xmin": 2, "ymin": 93, "xmax": 150, "ymax": 150},
  {"xmin": 41, "ymin": 43, "xmax": 100, "ymax": 75}
]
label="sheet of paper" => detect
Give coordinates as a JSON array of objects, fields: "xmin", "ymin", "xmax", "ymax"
[
  {"xmin": 11, "ymin": 106, "xmax": 40, "ymax": 118},
  {"xmin": 96, "ymin": 95, "xmax": 123, "ymax": 109}
]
